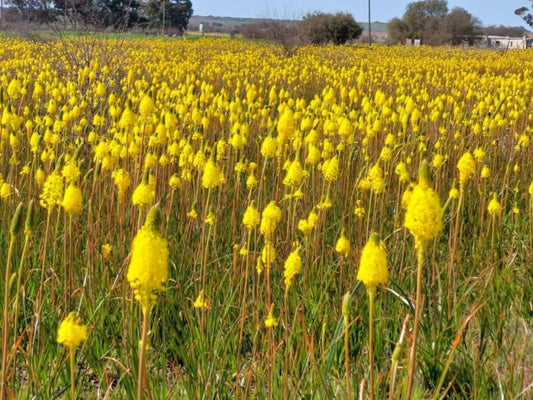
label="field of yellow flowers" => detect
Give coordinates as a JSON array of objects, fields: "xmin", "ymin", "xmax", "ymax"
[{"xmin": 0, "ymin": 36, "xmax": 532, "ymax": 399}]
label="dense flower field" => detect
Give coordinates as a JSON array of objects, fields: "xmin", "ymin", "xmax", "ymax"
[{"xmin": 0, "ymin": 36, "xmax": 531, "ymax": 399}]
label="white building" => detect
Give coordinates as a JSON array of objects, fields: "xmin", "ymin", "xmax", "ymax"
[{"xmin": 484, "ymin": 35, "xmax": 529, "ymax": 49}]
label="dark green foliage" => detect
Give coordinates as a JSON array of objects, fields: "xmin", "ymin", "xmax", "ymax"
[{"xmin": 300, "ymin": 12, "xmax": 363, "ymax": 45}]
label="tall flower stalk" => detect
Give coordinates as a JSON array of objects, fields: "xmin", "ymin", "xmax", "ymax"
[
  {"xmin": 356, "ymin": 232, "xmax": 388, "ymax": 400},
  {"xmin": 403, "ymin": 161, "xmax": 443, "ymax": 399},
  {"xmin": 127, "ymin": 205, "xmax": 169, "ymax": 400}
]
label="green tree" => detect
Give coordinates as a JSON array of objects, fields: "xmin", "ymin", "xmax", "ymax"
[
  {"xmin": 144, "ymin": 0, "xmax": 192, "ymax": 33},
  {"xmin": 440, "ymin": 7, "xmax": 482, "ymax": 45},
  {"xmin": 515, "ymin": 2, "xmax": 533, "ymax": 27},
  {"xmin": 387, "ymin": 17, "xmax": 409, "ymax": 44},
  {"xmin": 300, "ymin": 12, "xmax": 362, "ymax": 45}
]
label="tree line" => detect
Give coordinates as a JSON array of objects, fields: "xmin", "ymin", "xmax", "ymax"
[{"xmin": 4, "ymin": 0, "xmax": 193, "ymax": 31}]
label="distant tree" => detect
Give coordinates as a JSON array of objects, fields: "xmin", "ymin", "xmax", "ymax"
[
  {"xmin": 143, "ymin": 0, "xmax": 192, "ymax": 33},
  {"xmin": 6, "ymin": 0, "xmax": 56, "ymax": 23},
  {"xmin": 515, "ymin": 2, "xmax": 533, "ymax": 27},
  {"xmin": 387, "ymin": 17, "xmax": 409, "ymax": 44},
  {"xmin": 440, "ymin": 7, "xmax": 482, "ymax": 45},
  {"xmin": 300, "ymin": 12, "xmax": 362, "ymax": 45},
  {"xmin": 402, "ymin": 0, "xmax": 448, "ymax": 40},
  {"xmin": 240, "ymin": 21, "xmax": 303, "ymax": 56},
  {"xmin": 388, "ymin": 0, "xmax": 481, "ymax": 46}
]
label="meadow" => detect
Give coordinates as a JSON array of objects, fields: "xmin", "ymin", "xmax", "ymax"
[{"xmin": 0, "ymin": 36, "xmax": 531, "ymax": 399}]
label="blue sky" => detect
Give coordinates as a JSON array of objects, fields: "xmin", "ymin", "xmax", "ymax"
[{"xmin": 193, "ymin": 1, "xmax": 532, "ymax": 28}]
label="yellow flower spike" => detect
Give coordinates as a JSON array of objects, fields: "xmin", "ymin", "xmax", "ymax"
[
  {"xmin": 284, "ymin": 246, "xmax": 302, "ymax": 292},
  {"xmin": 457, "ymin": 151, "xmax": 476, "ymax": 189},
  {"xmin": 101, "ymin": 243, "xmax": 112, "ymax": 261},
  {"xmin": 356, "ymin": 233, "xmax": 388, "ymax": 290},
  {"xmin": 243, "ymin": 201, "xmax": 260, "ymax": 231},
  {"xmin": 260, "ymin": 201, "xmax": 282, "ymax": 236},
  {"xmin": 404, "ymin": 161, "xmax": 443, "ymax": 249},
  {"xmin": 127, "ymin": 205, "xmax": 169, "ymax": 314},
  {"xmin": 481, "ymin": 165, "xmax": 490, "ymax": 179},
  {"xmin": 322, "ymin": 155, "xmax": 340, "ymax": 182},
  {"xmin": 487, "ymin": 193, "xmax": 502, "ymax": 216},
  {"xmin": 132, "ymin": 182, "xmax": 154, "ymax": 207},
  {"xmin": 202, "ymin": 159, "xmax": 225, "ymax": 189},
  {"xmin": 62, "ymin": 184, "xmax": 83, "ymax": 215},
  {"xmin": 335, "ymin": 229, "xmax": 351, "ymax": 258},
  {"xmin": 57, "ymin": 312, "xmax": 88, "ymax": 350},
  {"xmin": 40, "ymin": 171, "xmax": 64, "ymax": 210},
  {"xmin": 354, "ymin": 200, "xmax": 366, "ymax": 218},
  {"xmin": 0, "ymin": 182, "xmax": 11, "ymax": 199},
  {"xmin": 193, "ymin": 290, "xmax": 211, "ymax": 310},
  {"xmin": 264, "ymin": 303, "xmax": 278, "ymax": 328},
  {"xmin": 283, "ymin": 157, "xmax": 304, "ymax": 187}
]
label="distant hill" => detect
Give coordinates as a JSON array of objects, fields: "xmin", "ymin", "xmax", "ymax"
[{"xmin": 189, "ymin": 15, "xmax": 387, "ymax": 34}]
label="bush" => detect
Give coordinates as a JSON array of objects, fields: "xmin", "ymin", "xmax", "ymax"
[{"xmin": 299, "ymin": 12, "xmax": 363, "ymax": 45}]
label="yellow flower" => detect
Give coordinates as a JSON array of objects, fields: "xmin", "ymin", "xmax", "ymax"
[
  {"xmin": 112, "ymin": 169, "xmax": 131, "ymax": 203},
  {"xmin": 102, "ymin": 243, "xmax": 112, "ymax": 260},
  {"xmin": 322, "ymin": 156, "xmax": 340, "ymax": 182},
  {"xmin": 264, "ymin": 303, "xmax": 278, "ymax": 328},
  {"xmin": 139, "ymin": 94, "xmax": 155, "ymax": 118},
  {"xmin": 335, "ymin": 230, "xmax": 350, "ymax": 257},
  {"xmin": 260, "ymin": 201, "xmax": 282, "ymax": 236},
  {"xmin": 356, "ymin": 233, "xmax": 388, "ymax": 290},
  {"xmin": 169, "ymin": 174, "xmax": 181, "ymax": 189},
  {"xmin": 283, "ymin": 158, "xmax": 304, "ymax": 187},
  {"xmin": 277, "ymin": 108, "xmax": 295, "ymax": 142},
  {"xmin": 246, "ymin": 172, "xmax": 258, "ymax": 189},
  {"xmin": 432, "ymin": 154, "xmax": 444, "ymax": 169},
  {"xmin": 368, "ymin": 164, "xmax": 385, "ymax": 194},
  {"xmin": 193, "ymin": 290, "xmax": 211, "ymax": 310},
  {"xmin": 132, "ymin": 182, "xmax": 154, "ymax": 207},
  {"xmin": 354, "ymin": 200, "xmax": 366, "ymax": 218},
  {"xmin": 473, "ymin": 147, "xmax": 486, "ymax": 162},
  {"xmin": 243, "ymin": 202, "xmax": 260, "ymax": 230},
  {"xmin": 529, "ymin": 180, "xmax": 533, "ymax": 197},
  {"xmin": 61, "ymin": 161, "xmax": 80, "ymax": 184},
  {"xmin": 35, "ymin": 168, "xmax": 46, "ymax": 186},
  {"xmin": 449, "ymin": 185, "xmax": 459, "ymax": 199},
  {"xmin": 260, "ymin": 135, "xmax": 278, "ymax": 158},
  {"xmin": 57, "ymin": 312, "xmax": 88, "ymax": 350},
  {"xmin": 202, "ymin": 159, "xmax": 225, "ymax": 189},
  {"xmin": 187, "ymin": 207, "xmax": 198, "ymax": 219},
  {"xmin": 40, "ymin": 171, "xmax": 64, "ymax": 210},
  {"xmin": 62, "ymin": 184, "xmax": 83, "ymax": 215},
  {"xmin": 487, "ymin": 193, "xmax": 502, "ymax": 216},
  {"xmin": 261, "ymin": 241, "xmax": 276, "ymax": 265},
  {"xmin": 0, "ymin": 182, "xmax": 11, "ymax": 199},
  {"xmin": 404, "ymin": 162, "xmax": 443, "ymax": 247},
  {"xmin": 284, "ymin": 246, "xmax": 302, "ymax": 291},
  {"xmin": 127, "ymin": 206, "xmax": 169, "ymax": 312},
  {"xmin": 205, "ymin": 211, "xmax": 215, "ymax": 226},
  {"xmin": 457, "ymin": 151, "xmax": 475, "ymax": 188},
  {"xmin": 395, "ymin": 162, "xmax": 410, "ymax": 182},
  {"xmin": 480, "ymin": 165, "xmax": 490, "ymax": 179},
  {"xmin": 298, "ymin": 209, "xmax": 318, "ymax": 236}
]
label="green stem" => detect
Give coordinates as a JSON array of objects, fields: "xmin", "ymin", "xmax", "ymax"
[
  {"xmin": 70, "ymin": 347, "xmax": 76, "ymax": 400},
  {"xmin": 344, "ymin": 313, "xmax": 352, "ymax": 400},
  {"xmin": 137, "ymin": 306, "xmax": 151, "ymax": 400},
  {"xmin": 368, "ymin": 287, "xmax": 376, "ymax": 400},
  {"xmin": 0, "ymin": 237, "xmax": 15, "ymax": 400},
  {"xmin": 406, "ymin": 242, "xmax": 426, "ymax": 400}
]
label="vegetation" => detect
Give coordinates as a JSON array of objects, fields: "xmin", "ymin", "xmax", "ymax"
[
  {"xmin": 241, "ymin": 12, "xmax": 363, "ymax": 53},
  {"xmin": 388, "ymin": 0, "xmax": 482, "ymax": 45},
  {"xmin": 4, "ymin": 0, "xmax": 193, "ymax": 31},
  {"xmin": 0, "ymin": 36, "xmax": 531, "ymax": 400}
]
